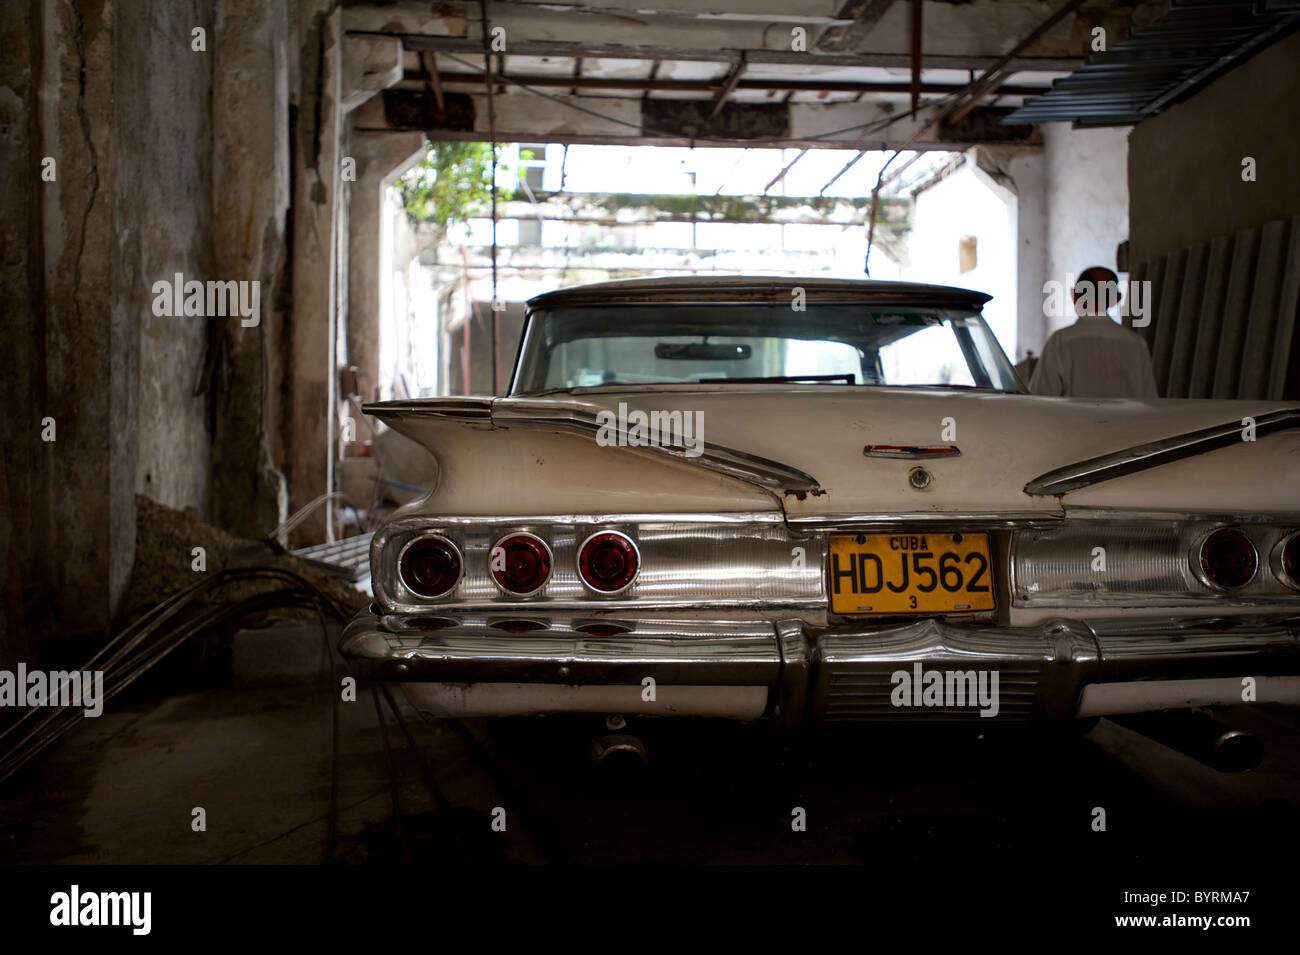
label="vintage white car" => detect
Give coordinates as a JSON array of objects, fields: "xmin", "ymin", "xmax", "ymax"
[{"xmin": 343, "ymin": 276, "xmax": 1300, "ymax": 732}]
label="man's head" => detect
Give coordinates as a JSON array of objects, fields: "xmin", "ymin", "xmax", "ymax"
[{"xmin": 1072, "ymin": 266, "xmax": 1122, "ymax": 318}]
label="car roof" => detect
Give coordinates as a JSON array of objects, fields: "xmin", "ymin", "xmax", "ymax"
[{"xmin": 526, "ymin": 275, "xmax": 992, "ymax": 310}]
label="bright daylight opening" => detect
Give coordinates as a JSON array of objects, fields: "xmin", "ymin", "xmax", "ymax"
[{"xmin": 373, "ymin": 142, "xmax": 1023, "ymax": 402}]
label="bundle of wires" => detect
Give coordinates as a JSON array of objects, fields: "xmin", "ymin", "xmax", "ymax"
[{"xmin": 0, "ymin": 568, "xmax": 353, "ymax": 786}]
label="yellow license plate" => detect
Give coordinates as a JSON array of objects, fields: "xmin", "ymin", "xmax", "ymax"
[{"xmin": 828, "ymin": 532, "xmax": 995, "ymax": 615}]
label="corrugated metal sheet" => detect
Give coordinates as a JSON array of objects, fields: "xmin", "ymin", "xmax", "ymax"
[
  {"xmin": 1130, "ymin": 214, "xmax": 1300, "ymax": 398},
  {"xmin": 1004, "ymin": 1, "xmax": 1300, "ymax": 127},
  {"xmin": 292, "ymin": 532, "xmax": 374, "ymax": 582}
]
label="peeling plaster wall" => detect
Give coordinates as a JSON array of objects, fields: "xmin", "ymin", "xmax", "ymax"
[
  {"xmin": 209, "ymin": 0, "xmax": 291, "ymax": 539},
  {"xmin": 0, "ymin": 0, "xmax": 45, "ymax": 667},
  {"xmin": 2, "ymin": 0, "xmax": 293, "ymax": 660},
  {"xmin": 117, "ymin": 0, "xmax": 214, "ymax": 516},
  {"xmin": 1042, "ymin": 122, "xmax": 1130, "ymax": 336},
  {"xmin": 36, "ymin": 0, "xmax": 122, "ymax": 639},
  {"xmin": 345, "ymin": 128, "xmax": 424, "ymax": 400},
  {"xmin": 287, "ymin": 0, "xmax": 343, "ymax": 545}
]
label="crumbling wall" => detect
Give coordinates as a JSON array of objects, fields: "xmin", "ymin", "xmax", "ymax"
[{"xmin": 1, "ymin": 0, "xmax": 295, "ymax": 666}]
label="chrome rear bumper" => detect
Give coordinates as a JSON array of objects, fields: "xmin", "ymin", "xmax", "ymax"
[{"xmin": 340, "ymin": 609, "xmax": 1300, "ymax": 722}]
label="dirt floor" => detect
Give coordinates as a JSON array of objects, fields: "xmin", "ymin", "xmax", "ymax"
[{"xmin": 2, "ymin": 672, "xmax": 1297, "ymax": 869}]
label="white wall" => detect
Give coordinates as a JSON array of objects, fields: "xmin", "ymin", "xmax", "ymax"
[
  {"xmin": 1042, "ymin": 122, "xmax": 1130, "ymax": 336},
  {"xmin": 1003, "ymin": 151, "xmax": 1046, "ymax": 362},
  {"xmin": 905, "ymin": 158, "xmax": 1019, "ymax": 360}
]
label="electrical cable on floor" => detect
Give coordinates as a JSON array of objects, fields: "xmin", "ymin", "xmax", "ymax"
[
  {"xmin": 368, "ymin": 681, "xmax": 412, "ymax": 864},
  {"xmin": 377, "ymin": 681, "xmax": 469, "ymax": 862},
  {"xmin": 0, "ymin": 569, "xmax": 352, "ymax": 783},
  {"xmin": 318, "ymin": 601, "xmax": 341, "ymax": 865},
  {"xmin": 0, "ymin": 565, "xmax": 522, "ymax": 864}
]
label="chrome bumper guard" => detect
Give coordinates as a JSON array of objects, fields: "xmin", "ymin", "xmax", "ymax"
[{"xmin": 340, "ymin": 608, "xmax": 1300, "ymax": 722}]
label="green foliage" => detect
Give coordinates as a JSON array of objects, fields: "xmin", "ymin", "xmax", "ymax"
[{"xmin": 398, "ymin": 141, "xmax": 517, "ymax": 228}]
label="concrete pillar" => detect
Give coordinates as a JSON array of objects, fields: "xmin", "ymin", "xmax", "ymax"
[
  {"xmin": 1006, "ymin": 151, "xmax": 1048, "ymax": 362},
  {"xmin": 288, "ymin": 1, "xmax": 343, "ymax": 544},
  {"xmin": 345, "ymin": 129, "xmax": 424, "ymax": 400},
  {"xmin": 36, "ymin": 0, "xmax": 123, "ymax": 639},
  {"xmin": 210, "ymin": 0, "xmax": 291, "ymax": 539},
  {"xmin": 0, "ymin": 0, "xmax": 50, "ymax": 664}
]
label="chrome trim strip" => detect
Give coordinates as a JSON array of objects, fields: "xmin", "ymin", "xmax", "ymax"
[
  {"xmin": 1063, "ymin": 506, "xmax": 1300, "ymax": 524},
  {"xmin": 494, "ymin": 400, "xmax": 821, "ymax": 492},
  {"xmin": 1024, "ymin": 408, "xmax": 1300, "ymax": 496},
  {"xmin": 786, "ymin": 511, "xmax": 1063, "ymax": 529},
  {"xmin": 863, "ymin": 445, "xmax": 961, "ymax": 459},
  {"xmin": 362, "ymin": 397, "xmax": 821, "ymax": 493},
  {"xmin": 342, "ymin": 609, "xmax": 1300, "ymax": 722},
  {"xmin": 374, "ymin": 512, "xmax": 786, "ymax": 525},
  {"xmin": 341, "ymin": 610, "xmax": 783, "ymax": 685},
  {"xmin": 363, "ymin": 397, "xmax": 494, "ymax": 420},
  {"xmin": 1088, "ymin": 615, "xmax": 1300, "ymax": 680}
]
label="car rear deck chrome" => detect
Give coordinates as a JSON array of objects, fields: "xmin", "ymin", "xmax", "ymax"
[{"xmin": 1024, "ymin": 408, "xmax": 1300, "ymax": 496}]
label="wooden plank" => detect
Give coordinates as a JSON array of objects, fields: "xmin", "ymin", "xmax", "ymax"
[
  {"xmin": 1237, "ymin": 219, "xmax": 1286, "ymax": 399},
  {"xmin": 1267, "ymin": 215, "xmax": 1300, "ymax": 400},
  {"xmin": 1186, "ymin": 233, "xmax": 1233, "ymax": 398},
  {"xmin": 1150, "ymin": 247, "xmax": 1186, "ymax": 394},
  {"xmin": 709, "ymin": 55, "xmax": 747, "ymax": 119},
  {"xmin": 1136, "ymin": 255, "xmax": 1164, "ymax": 349},
  {"xmin": 1125, "ymin": 258, "xmax": 1147, "ymax": 333},
  {"xmin": 1211, "ymin": 227, "xmax": 1261, "ymax": 399},
  {"xmin": 1166, "ymin": 242, "xmax": 1208, "ymax": 398}
]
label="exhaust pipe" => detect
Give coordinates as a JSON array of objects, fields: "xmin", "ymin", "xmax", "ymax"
[
  {"xmin": 591, "ymin": 733, "xmax": 649, "ymax": 777},
  {"xmin": 1110, "ymin": 710, "xmax": 1262, "ymax": 773}
]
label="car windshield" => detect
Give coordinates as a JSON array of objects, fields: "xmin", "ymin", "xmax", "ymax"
[{"xmin": 512, "ymin": 303, "xmax": 1024, "ymax": 394}]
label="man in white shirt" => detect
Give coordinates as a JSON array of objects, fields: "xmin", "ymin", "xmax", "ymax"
[{"xmin": 1029, "ymin": 266, "xmax": 1159, "ymax": 398}]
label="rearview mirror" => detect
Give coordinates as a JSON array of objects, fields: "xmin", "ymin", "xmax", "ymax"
[{"xmin": 655, "ymin": 343, "xmax": 752, "ymax": 360}]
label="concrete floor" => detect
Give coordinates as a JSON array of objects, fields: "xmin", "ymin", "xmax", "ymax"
[{"xmin": 2, "ymin": 675, "xmax": 1298, "ymax": 867}]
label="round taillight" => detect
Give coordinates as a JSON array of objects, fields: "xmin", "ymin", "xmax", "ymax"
[
  {"xmin": 578, "ymin": 531, "xmax": 639, "ymax": 593},
  {"xmin": 399, "ymin": 536, "xmax": 461, "ymax": 598},
  {"xmin": 491, "ymin": 534, "xmax": 552, "ymax": 595},
  {"xmin": 1278, "ymin": 532, "xmax": 1300, "ymax": 589},
  {"xmin": 1197, "ymin": 528, "xmax": 1257, "ymax": 589}
]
